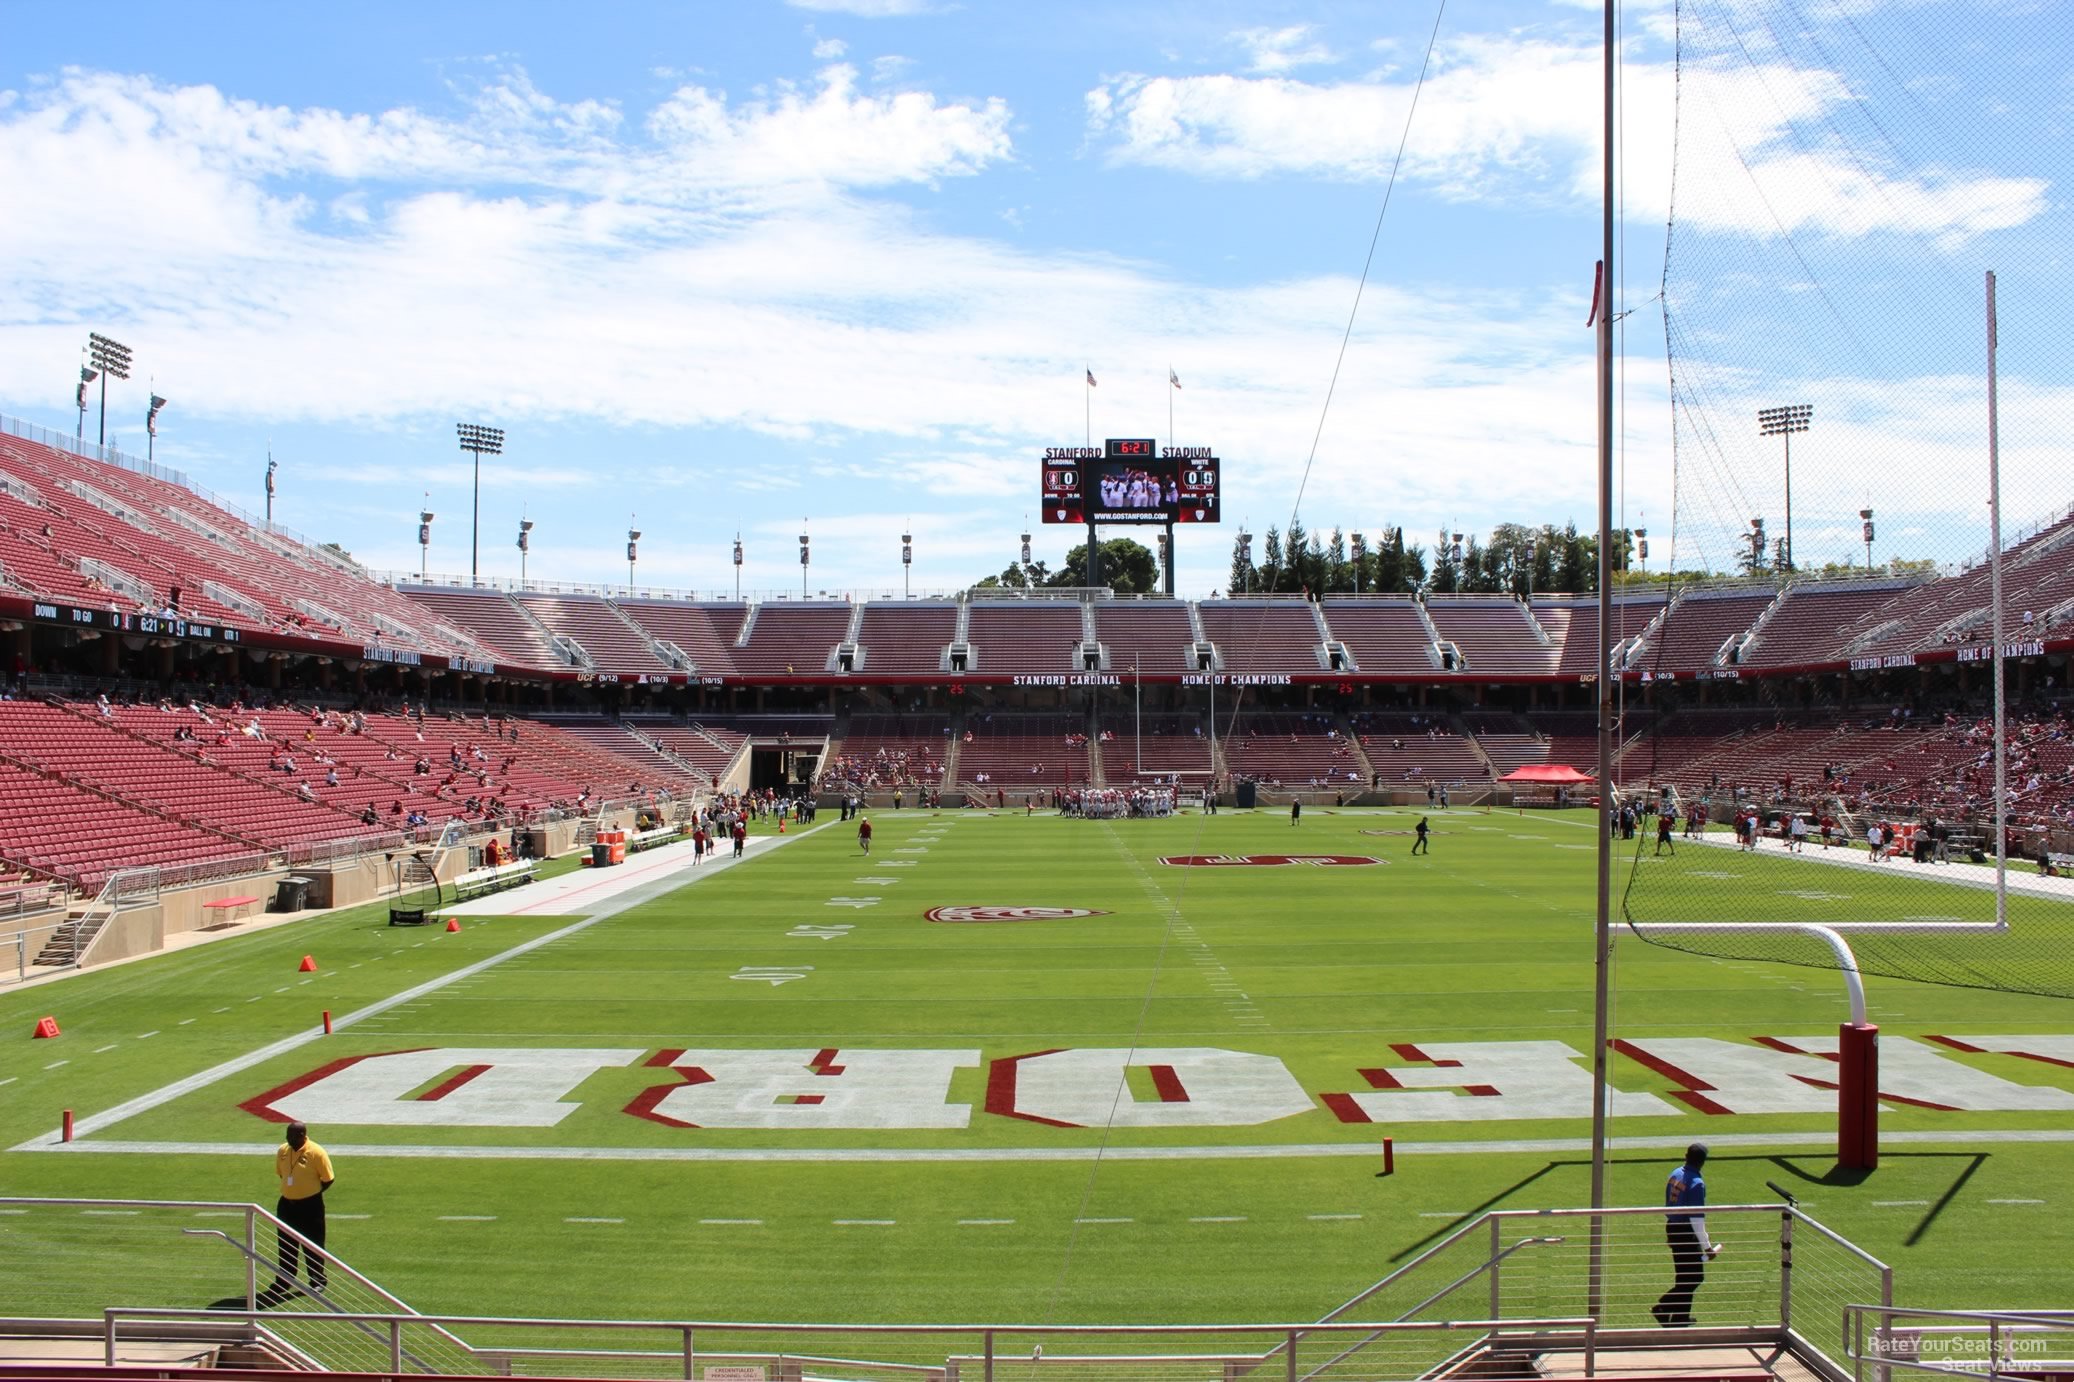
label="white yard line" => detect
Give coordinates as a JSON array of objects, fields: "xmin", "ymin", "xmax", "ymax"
[{"xmin": 11, "ymin": 824, "xmax": 827, "ymax": 1154}]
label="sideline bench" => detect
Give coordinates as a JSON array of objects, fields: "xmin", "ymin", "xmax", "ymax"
[
  {"xmin": 627, "ymin": 824, "xmax": 687, "ymax": 854},
  {"xmin": 2043, "ymin": 851, "xmax": 2073, "ymax": 878},
  {"xmin": 201, "ymin": 895, "xmax": 261, "ymax": 922},
  {"xmin": 452, "ymin": 860, "xmax": 537, "ymax": 902}
]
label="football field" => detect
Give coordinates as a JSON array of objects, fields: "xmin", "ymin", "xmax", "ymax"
[{"xmin": 4, "ymin": 805, "xmax": 2073, "ymax": 1322}]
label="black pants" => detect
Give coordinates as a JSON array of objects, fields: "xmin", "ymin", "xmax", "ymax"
[
  {"xmin": 274, "ymin": 1193, "xmax": 328, "ymax": 1293},
  {"xmin": 1656, "ymin": 1218, "xmax": 1704, "ymax": 1324},
  {"xmin": 1411, "ymin": 835, "xmax": 1428, "ymax": 854}
]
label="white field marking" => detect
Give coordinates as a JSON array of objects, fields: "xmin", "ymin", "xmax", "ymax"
[
  {"xmin": 349, "ymin": 964, "xmax": 362, "ymax": 970},
  {"xmin": 0, "ymin": 1208, "xmax": 28, "ymax": 1215},
  {"xmin": 44, "ymin": 1060, "xmax": 67, "ymax": 1070},
  {"xmin": 959, "ymin": 1218, "xmax": 1015, "ymax": 1225},
  {"xmin": 1420, "ymin": 1212, "xmax": 1471, "ymax": 1219},
  {"xmin": 274, "ymin": 987, "xmax": 290, "ymax": 994},
  {"xmin": 0, "ymin": 1077, "xmax": 15, "ymax": 1088},
  {"xmin": 82, "ymin": 1209, "xmax": 140, "ymax": 1216},
  {"xmin": 1308, "ymin": 1214, "xmax": 1363, "ymax": 1221},
  {"xmin": 1190, "ymin": 1216, "xmax": 1246, "ymax": 1223},
  {"xmin": 855, "ymin": 878, "xmax": 899, "ymax": 885},
  {"xmin": 834, "ymin": 1219, "xmax": 896, "ymax": 1226},
  {"xmin": 9, "ymin": 829, "xmax": 826, "ymax": 1154},
  {"xmin": 193, "ymin": 1210, "xmax": 244, "ymax": 1218},
  {"xmin": 331, "ymin": 1214, "xmax": 372, "ymax": 1220},
  {"xmin": 1077, "ymin": 1217, "xmax": 1133, "ymax": 1224},
  {"xmin": 1547, "ymin": 1009, "xmax": 1578, "ymax": 1014},
  {"xmin": 1987, "ymin": 1199, "xmax": 2045, "ymax": 1205},
  {"xmin": 214, "ymin": 1007, "xmax": 231, "ymax": 1013},
  {"xmin": 41, "ymin": 1129, "xmax": 2074, "ymax": 1165},
  {"xmin": 136, "ymin": 1031, "xmax": 159, "ymax": 1040},
  {"xmin": 413, "ymin": 942, "xmax": 425, "ymax": 948},
  {"xmin": 299, "ymin": 979, "xmax": 313, "ymax": 986},
  {"xmin": 566, "ymin": 1216, "xmax": 624, "ymax": 1224},
  {"xmin": 245, "ymin": 996, "xmax": 262, "ymax": 1002},
  {"xmin": 95, "ymin": 1045, "xmax": 120, "ymax": 1054},
  {"xmin": 439, "ymin": 1215, "xmax": 497, "ymax": 1221},
  {"xmin": 700, "ymin": 1218, "xmax": 763, "ymax": 1225},
  {"xmin": 1873, "ymin": 1201, "xmax": 1930, "ymax": 1208},
  {"xmin": 881, "ymin": 861, "xmax": 916, "ymax": 867}
]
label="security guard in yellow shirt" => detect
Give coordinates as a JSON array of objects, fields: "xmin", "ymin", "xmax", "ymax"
[{"xmin": 261, "ymin": 1121, "xmax": 335, "ymax": 1304}]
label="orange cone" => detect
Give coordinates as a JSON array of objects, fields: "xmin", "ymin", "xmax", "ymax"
[
  {"xmin": 298, "ymin": 955, "xmax": 318, "ymax": 973},
  {"xmin": 446, "ymin": 918, "xmax": 462, "ymax": 932},
  {"xmin": 32, "ymin": 1015, "xmax": 60, "ymax": 1039},
  {"xmin": 778, "ymin": 819, "xmax": 787, "ymax": 833}
]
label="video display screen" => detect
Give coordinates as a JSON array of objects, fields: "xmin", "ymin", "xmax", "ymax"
[{"xmin": 1040, "ymin": 447, "xmax": 1218, "ymax": 525}]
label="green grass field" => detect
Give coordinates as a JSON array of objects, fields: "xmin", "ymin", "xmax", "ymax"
[{"xmin": 4, "ymin": 806, "xmax": 2072, "ymax": 1323}]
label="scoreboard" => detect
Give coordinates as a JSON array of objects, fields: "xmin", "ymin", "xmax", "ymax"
[{"xmin": 1042, "ymin": 438, "xmax": 1221, "ymax": 525}]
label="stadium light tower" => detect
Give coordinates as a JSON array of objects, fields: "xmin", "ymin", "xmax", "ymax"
[
  {"xmin": 517, "ymin": 516, "xmax": 534, "ymax": 585},
  {"xmin": 733, "ymin": 533, "xmax": 744, "ymax": 601},
  {"xmin": 1350, "ymin": 531, "xmax": 1366, "ymax": 594},
  {"xmin": 902, "ymin": 528, "xmax": 913, "ymax": 599},
  {"xmin": 75, "ymin": 351, "xmax": 97, "ymax": 440},
  {"xmin": 87, "ymin": 333, "xmax": 132, "ymax": 448},
  {"xmin": 1748, "ymin": 517, "xmax": 1768, "ymax": 575},
  {"xmin": 1019, "ymin": 529, "xmax": 1033, "ymax": 588},
  {"xmin": 1237, "ymin": 526, "xmax": 1252, "ymax": 594},
  {"xmin": 146, "ymin": 390, "xmax": 167, "ymax": 464},
  {"xmin": 1860, "ymin": 508, "xmax": 1875, "ymax": 574},
  {"xmin": 1634, "ymin": 525, "xmax": 1648, "ymax": 574},
  {"xmin": 1757, "ymin": 404, "xmax": 1812, "ymax": 571},
  {"xmin": 1522, "ymin": 539, "xmax": 1537, "ymax": 601},
  {"xmin": 417, "ymin": 500, "xmax": 435, "ymax": 580},
  {"xmin": 265, "ymin": 456, "xmax": 278, "ymax": 525},
  {"xmin": 799, "ymin": 522, "xmax": 810, "ymax": 598},
  {"xmin": 455, "ymin": 422, "xmax": 504, "ymax": 585},
  {"xmin": 627, "ymin": 519, "xmax": 641, "ymax": 593}
]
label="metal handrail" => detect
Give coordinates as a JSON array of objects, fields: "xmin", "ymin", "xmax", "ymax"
[{"xmin": 1845, "ymin": 1305, "xmax": 2074, "ymax": 1382}]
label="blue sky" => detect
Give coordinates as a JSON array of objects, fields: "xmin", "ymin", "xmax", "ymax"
[{"xmin": 0, "ymin": 0, "xmax": 2062, "ymax": 596}]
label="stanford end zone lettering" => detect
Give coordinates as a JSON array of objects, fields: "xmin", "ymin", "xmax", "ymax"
[
  {"xmin": 241, "ymin": 1037, "xmax": 2074, "ymax": 1131},
  {"xmin": 1160, "ymin": 854, "xmax": 1380, "ymax": 868}
]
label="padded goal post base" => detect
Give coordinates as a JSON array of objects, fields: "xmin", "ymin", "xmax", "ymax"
[{"xmin": 1839, "ymin": 1022, "xmax": 1878, "ymax": 1170}]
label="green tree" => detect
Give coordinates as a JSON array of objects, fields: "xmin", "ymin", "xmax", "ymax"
[
  {"xmin": 1054, "ymin": 537, "xmax": 1159, "ymax": 594},
  {"xmin": 1228, "ymin": 532, "xmax": 1256, "ymax": 594},
  {"xmin": 1260, "ymin": 527, "xmax": 1285, "ymax": 593}
]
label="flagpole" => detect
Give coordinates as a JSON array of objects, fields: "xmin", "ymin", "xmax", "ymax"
[
  {"xmin": 1169, "ymin": 365, "xmax": 1174, "ymax": 449},
  {"xmin": 1085, "ymin": 367, "xmax": 1091, "ymax": 446}
]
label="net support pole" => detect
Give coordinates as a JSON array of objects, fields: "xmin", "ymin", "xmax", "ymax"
[
  {"xmin": 1586, "ymin": 0, "xmax": 1618, "ymax": 1327},
  {"xmin": 1839, "ymin": 1020, "xmax": 1879, "ymax": 1170},
  {"xmin": 1987, "ymin": 271, "xmax": 2006, "ymax": 925}
]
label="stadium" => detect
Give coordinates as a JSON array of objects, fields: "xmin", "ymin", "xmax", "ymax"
[{"xmin": 4, "ymin": 3, "xmax": 2074, "ymax": 1382}]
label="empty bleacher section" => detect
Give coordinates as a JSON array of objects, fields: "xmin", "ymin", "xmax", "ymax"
[
  {"xmin": 0, "ymin": 429, "xmax": 496, "ymax": 664},
  {"xmin": 616, "ymin": 601, "xmax": 746, "ymax": 676},
  {"xmin": 1091, "ymin": 600, "xmax": 1195, "ymax": 673},
  {"xmin": 1220, "ymin": 712, "xmax": 1365, "ymax": 788},
  {"xmin": 1424, "ymin": 598, "xmax": 1557, "ymax": 675},
  {"xmin": 1550, "ymin": 595, "xmax": 1664, "ymax": 675},
  {"xmin": 515, "ymin": 594, "xmax": 673, "ymax": 674},
  {"xmin": 1098, "ymin": 715, "xmax": 1212, "ymax": 784},
  {"xmin": 965, "ymin": 601, "xmax": 1083, "ymax": 675},
  {"xmin": 1350, "ymin": 712, "xmax": 1488, "ymax": 787},
  {"xmin": 1637, "ymin": 587, "xmax": 1775, "ymax": 670},
  {"xmin": 1196, "ymin": 601, "xmax": 1323, "ymax": 674},
  {"xmin": 731, "ymin": 604, "xmax": 851, "ymax": 677},
  {"xmin": 1318, "ymin": 599, "xmax": 1436, "ymax": 674},
  {"xmin": 1461, "ymin": 710, "xmax": 1548, "ymax": 778},
  {"xmin": 1738, "ymin": 578, "xmax": 1923, "ymax": 667},
  {"xmin": 635, "ymin": 722, "xmax": 750, "ymax": 781},
  {"xmin": 854, "ymin": 604, "xmax": 956, "ymax": 677},
  {"xmin": 0, "ymin": 756, "xmax": 255, "ymax": 891},
  {"xmin": 545, "ymin": 719, "xmax": 712, "ymax": 789},
  {"xmin": 958, "ymin": 714, "xmax": 1088, "ymax": 790},
  {"xmin": 827, "ymin": 714, "xmax": 949, "ymax": 793},
  {"xmin": 399, "ymin": 587, "xmax": 563, "ymax": 668}
]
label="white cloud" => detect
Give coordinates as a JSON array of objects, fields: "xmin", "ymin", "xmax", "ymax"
[
  {"xmin": 1233, "ymin": 25, "xmax": 1339, "ymax": 75},
  {"xmin": 812, "ymin": 38, "xmax": 849, "ymax": 59},
  {"xmin": 1084, "ymin": 36, "xmax": 2047, "ymax": 242}
]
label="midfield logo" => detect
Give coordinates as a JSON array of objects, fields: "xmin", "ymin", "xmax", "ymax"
[{"xmin": 924, "ymin": 906, "xmax": 1112, "ymax": 923}]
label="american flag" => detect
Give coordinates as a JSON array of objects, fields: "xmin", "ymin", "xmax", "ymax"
[
  {"xmin": 1085, "ymin": 368, "xmax": 1097, "ymax": 388},
  {"xmin": 1170, "ymin": 368, "xmax": 1181, "ymax": 390}
]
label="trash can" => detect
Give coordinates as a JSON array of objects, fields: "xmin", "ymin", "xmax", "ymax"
[
  {"xmin": 276, "ymin": 876, "xmax": 313, "ymax": 913},
  {"xmin": 1235, "ymin": 780, "xmax": 1258, "ymax": 810},
  {"xmin": 592, "ymin": 842, "xmax": 611, "ymax": 868}
]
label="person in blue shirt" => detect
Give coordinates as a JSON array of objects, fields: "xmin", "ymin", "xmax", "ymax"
[{"xmin": 1653, "ymin": 1142, "xmax": 1721, "ymax": 1326}]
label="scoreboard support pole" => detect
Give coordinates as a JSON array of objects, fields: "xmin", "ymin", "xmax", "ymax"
[
  {"xmin": 1087, "ymin": 516, "xmax": 1102, "ymax": 590},
  {"xmin": 1164, "ymin": 519, "xmax": 1176, "ymax": 596}
]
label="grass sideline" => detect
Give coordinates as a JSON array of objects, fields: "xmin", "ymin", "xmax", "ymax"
[{"xmin": 3, "ymin": 806, "xmax": 2072, "ymax": 1322}]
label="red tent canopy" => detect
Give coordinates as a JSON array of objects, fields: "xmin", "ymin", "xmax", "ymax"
[{"xmin": 1498, "ymin": 763, "xmax": 1596, "ymax": 784}]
